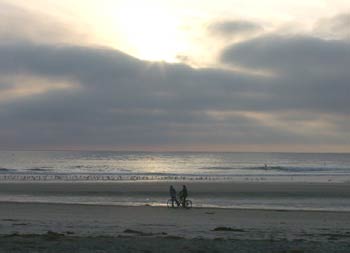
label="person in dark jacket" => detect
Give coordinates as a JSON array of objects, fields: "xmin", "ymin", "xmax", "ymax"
[
  {"xmin": 179, "ymin": 185, "xmax": 188, "ymax": 207},
  {"xmin": 169, "ymin": 185, "xmax": 180, "ymax": 207}
]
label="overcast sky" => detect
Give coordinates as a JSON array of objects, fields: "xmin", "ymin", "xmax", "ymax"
[{"xmin": 1, "ymin": 0, "xmax": 350, "ymax": 152}]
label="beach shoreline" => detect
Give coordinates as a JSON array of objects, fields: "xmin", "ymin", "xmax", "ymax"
[
  {"xmin": 1, "ymin": 180, "xmax": 349, "ymax": 193},
  {"xmin": 1, "ymin": 181, "xmax": 350, "ymax": 211}
]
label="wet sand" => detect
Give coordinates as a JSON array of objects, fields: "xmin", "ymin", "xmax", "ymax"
[{"xmin": 1, "ymin": 181, "xmax": 350, "ymax": 197}]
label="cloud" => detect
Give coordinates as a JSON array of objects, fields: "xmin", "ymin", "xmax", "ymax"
[
  {"xmin": 0, "ymin": 74, "xmax": 76, "ymax": 102},
  {"xmin": 0, "ymin": 3, "xmax": 350, "ymax": 151},
  {"xmin": 208, "ymin": 20, "xmax": 263, "ymax": 38},
  {"xmin": 0, "ymin": 40, "xmax": 349, "ymax": 151},
  {"xmin": 221, "ymin": 35, "xmax": 350, "ymax": 115},
  {"xmin": 0, "ymin": 4, "xmax": 349, "ymax": 151},
  {"xmin": 314, "ymin": 13, "xmax": 350, "ymax": 40},
  {"xmin": 221, "ymin": 35, "xmax": 350, "ymax": 75},
  {"xmin": 0, "ymin": 2, "xmax": 89, "ymax": 45}
]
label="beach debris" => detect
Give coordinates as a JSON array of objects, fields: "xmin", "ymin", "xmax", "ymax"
[
  {"xmin": 12, "ymin": 223, "xmax": 29, "ymax": 226},
  {"xmin": 3, "ymin": 233, "xmax": 20, "ymax": 237},
  {"xmin": 123, "ymin": 229, "xmax": 152, "ymax": 236},
  {"xmin": 123, "ymin": 229, "xmax": 168, "ymax": 237},
  {"xmin": 212, "ymin": 227, "xmax": 245, "ymax": 232},
  {"xmin": 45, "ymin": 231, "xmax": 65, "ymax": 240},
  {"xmin": 2, "ymin": 219, "xmax": 19, "ymax": 222},
  {"xmin": 3, "ymin": 233, "xmax": 43, "ymax": 238},
  {"xmin": 123, "ymin": 229, "xmax": 145, "ymax": 235},
  {"xmin": 163, "ymin": 235, "xmax": 184, "ymax": 240},
  {"xmin": 318, "ymin": 232, "xmax": 350, "ymax": 240}
]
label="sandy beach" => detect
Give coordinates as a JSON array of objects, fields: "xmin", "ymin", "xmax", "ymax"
[
  {"xmin": 1, "ymin": 182, "xmax": 350, "ymax": 252},
  {"xmin": 1, "ymin": 202, "xmax": 350, "ymax": 252}
]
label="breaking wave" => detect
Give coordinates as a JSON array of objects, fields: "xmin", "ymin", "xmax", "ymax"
[
  {"xmin": 0, "ymin": 173, "xmax": 228, "ymax": 182},
  {"xmin": 0, "ymin": 168, "xmax": 15, "ymax": 172},
  {"xmin": 200, "ymin": 166, "xmax": 350, "ymax": 173}
]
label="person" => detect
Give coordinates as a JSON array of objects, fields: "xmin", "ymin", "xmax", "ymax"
[
  {"xmin": 179, "ymin": 185, "xmax": 188, "ymax": 207},
  {"xmin": 169, "ymin": 185, "xmax": 179, "ymax": 207}
]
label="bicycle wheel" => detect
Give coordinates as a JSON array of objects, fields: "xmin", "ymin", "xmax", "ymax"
[{"xmin": 184, "ymin": 200, "xmax": 192, "ymax": 209}]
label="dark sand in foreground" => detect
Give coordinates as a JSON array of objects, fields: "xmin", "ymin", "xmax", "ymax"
[{"xmin": 0, "ymin": 201, "xmax": 350, "ymax": 252}]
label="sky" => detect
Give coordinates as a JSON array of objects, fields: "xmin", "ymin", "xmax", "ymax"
[{"xmin": 0, "ymin": 0, "xmax": 350, "ymax": 152}]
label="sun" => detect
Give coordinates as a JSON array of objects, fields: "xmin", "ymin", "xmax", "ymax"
[{"xmin": 116, "ymin": 3, "xmax": 187, "ymax": 62}]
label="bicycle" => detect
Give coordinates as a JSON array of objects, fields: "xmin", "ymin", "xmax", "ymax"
[{"xmin": 167, "ymin": 198, "xmax": 192, "ymax": 209}]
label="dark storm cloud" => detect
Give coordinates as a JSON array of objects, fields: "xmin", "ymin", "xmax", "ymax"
[
  {"xmin": 220, "ymin": 35, "xmax": 350, "ymax": 116},
  {"xmin": 0, "ymin": 40, "xmax": 349, "ymax": 150},
  {"xmin": 208, "ymin": 20, "xmax": 263, "ymax": 37},
  {"xmin": 221, "ymin": 35, "xmax": 350, "ymax": 74},
  {"xmin": 0, "ymin": 43, "xmax": 267, "ymax": 112},
  {"xmin": 0, "ymin": 42, "xmax": 265, "ymax": 147}
]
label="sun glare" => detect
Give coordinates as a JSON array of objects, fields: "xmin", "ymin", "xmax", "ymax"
[{"xmin": 116, "ymin": 4, "xmax": 187, "ymax": 62}]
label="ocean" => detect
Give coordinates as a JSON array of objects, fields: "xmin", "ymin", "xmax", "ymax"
[{"xmin": 1, "ymin": 151, "xmax": 350, "ymax": 211}]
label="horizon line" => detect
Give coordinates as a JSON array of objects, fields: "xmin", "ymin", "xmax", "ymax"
[{"xmin": 0, "ymin": 148, "xmax": 349, "ymax": 154}]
